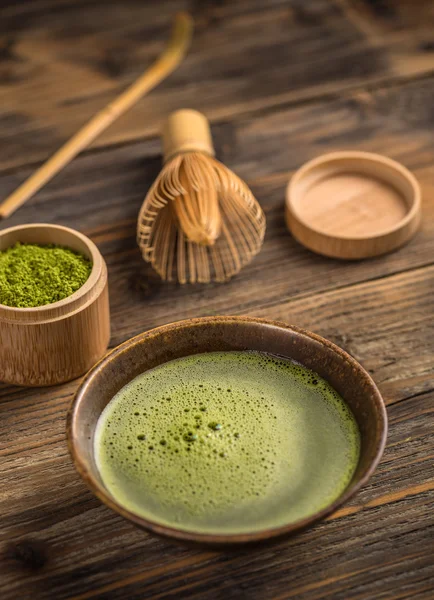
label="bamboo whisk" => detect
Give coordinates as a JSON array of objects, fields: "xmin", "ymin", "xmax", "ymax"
[{"xmin": 137, "ymin": 110, "xmax": 266, "ymax": 283}]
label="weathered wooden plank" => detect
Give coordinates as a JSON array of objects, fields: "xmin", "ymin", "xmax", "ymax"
[
  {"xmin": 251, "ymin": 264, "xmax": 434, "ymax": 404},
  {"xmin": 1, "ymin": 0, "xmax": 434, "ymax": 172},
  {"xmin": 2, "ymin": 76, "xmax": 434, "ymax": 350},
  {"xmin": 2, "ymin": 5, "xmax": 434, "ymax": 597},
  {"xmin": 1, "ymin": 260, "xmax": 434, "ymax": 599},
  {"xmin": 1, "ymin": 389, "xmax": 433, "ymax": 599}
]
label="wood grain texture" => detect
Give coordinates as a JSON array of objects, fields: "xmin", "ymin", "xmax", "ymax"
[
  {"xmin": 1, "ymin": 0, "xmax": 434, "ymax": 173},
  {"xmin": 1, "ymin": 0, "xmax": 434, "ymax": 598},
  {"xmin": 0, "ymin": 12, "xmax": 193, "ymax": 219},
  {"xmin": 3, "ymin": 75, "xmax": 434, "ymax": 346},
  {"xmin": 1, "ymin": 267, "xmax": 434, "ymax": 599}
]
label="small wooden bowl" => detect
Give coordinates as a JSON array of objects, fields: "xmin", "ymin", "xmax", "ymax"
[
  {"xmin": 67, "ymin": 316, "xmax": 387, "ymax": 549},
  {"xmin": 286, "ymin": 151, "xmax": 421, "ymax": 259},
  {"xmin": 0, "ymin": 223, "xmax": 110, "ymax": 387}
]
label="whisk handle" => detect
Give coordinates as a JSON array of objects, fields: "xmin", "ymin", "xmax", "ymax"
[{"xmin": 163, "ymin": 109, "xmax": 215, "ymax": 162}]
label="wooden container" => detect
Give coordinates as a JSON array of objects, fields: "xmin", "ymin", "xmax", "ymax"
[
  {"xmin": 286, "ymin": 151, "xmax": 421, "ymax": 259},
  {"xmin": 0, "ymin": 223, "xmax": 110, "ymax": 387}
]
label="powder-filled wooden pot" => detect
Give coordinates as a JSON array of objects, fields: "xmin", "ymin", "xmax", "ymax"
[
  {"xmin": 286, "ymin": 151, "xmax": 421, "ymax": 259},
  {"xmin": 0, "ymin": 223, "xmax": 110, "ymax": 386}
]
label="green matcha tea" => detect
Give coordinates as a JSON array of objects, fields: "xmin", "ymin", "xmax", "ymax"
[{"xmin": 95, "ymin": 351, "xmax": 360, "ymax": 534}]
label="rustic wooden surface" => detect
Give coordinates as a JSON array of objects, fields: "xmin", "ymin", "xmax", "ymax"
[{"xmin": 1, "ymin": 1, "xmax": 434, "ymax": 598}]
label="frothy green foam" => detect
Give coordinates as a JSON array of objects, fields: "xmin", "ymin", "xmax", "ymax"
[{"xmin": 95, "ymin": 351, "xmax": 360, "ymax": 534}]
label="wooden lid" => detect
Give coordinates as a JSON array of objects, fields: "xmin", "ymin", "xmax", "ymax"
[{"xmin": 285, "ymin": 151, "xmax": 421, "ymax": 259}]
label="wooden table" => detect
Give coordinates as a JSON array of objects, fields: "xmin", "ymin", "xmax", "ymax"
[{"xmin": 1, "ymin": 1, "xmax": 434, "ymax": 598}]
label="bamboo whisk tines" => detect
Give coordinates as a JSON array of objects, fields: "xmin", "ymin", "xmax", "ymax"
[{"xmin": 137, "ymin": 110, "xmax": 266, "ymax": 284}]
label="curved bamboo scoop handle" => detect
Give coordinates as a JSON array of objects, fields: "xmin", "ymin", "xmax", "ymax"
[{"xmin": 0, "ymin": 12, "xmax": 193, "ymax": 220}]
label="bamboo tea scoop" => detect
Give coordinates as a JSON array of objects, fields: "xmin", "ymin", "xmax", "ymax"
[
  {"xmin": 137, "ymin": 109, "xmax": 266, "ymax": 284},
  {"xmin": 0, "ymin": 12, "xmax": 193, "ymax": 220}
]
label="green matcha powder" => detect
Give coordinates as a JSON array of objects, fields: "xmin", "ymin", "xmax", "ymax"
[{"xmin": 0, "ymin": 242, "xmax": 92, "ymax": 308}]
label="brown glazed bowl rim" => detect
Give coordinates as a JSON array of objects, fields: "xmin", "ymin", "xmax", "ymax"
[{"xmin": 67, "ymin": 316, "xmax": 388, "ymax": 547}]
